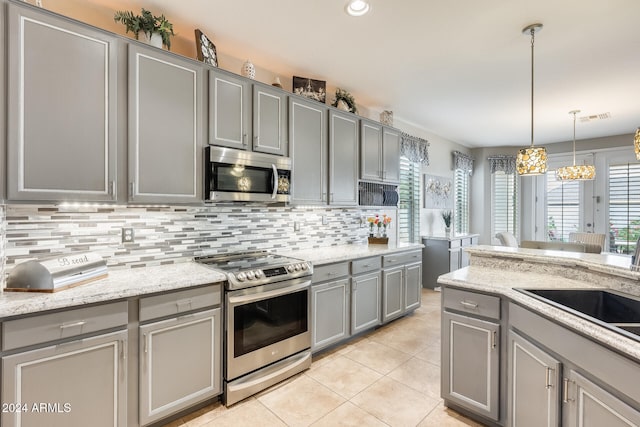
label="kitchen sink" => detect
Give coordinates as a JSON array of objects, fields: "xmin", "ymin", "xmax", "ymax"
[{"xmin": 516, "ymin": 288, "xmax": 640, "ymax": 341}]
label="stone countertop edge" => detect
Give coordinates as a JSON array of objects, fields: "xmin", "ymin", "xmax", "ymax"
[
  {"xmin": 0, "ymin": 261, "xmax": 227, "ymax": 319},
  {"xmin": 277, "ymin": 242, "xmax": 424, "ymax": 266},
  {"xmin": 438, "ymin": 265, "xmax": 640, "ymax": 362},
  {"xmin": 421, "ymin": 233, "xmax": 480, "ymax": 241}
]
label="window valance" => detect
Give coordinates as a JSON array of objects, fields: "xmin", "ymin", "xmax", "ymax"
[
  {"xmin": 488, "ymin": 155, "xmax": 516, "ymax": 175},
  {"xmin": 453, "ymin": 151, "xmax": 474, "ymax": 175},
  {"xmin": 400, "ymin": 132, "xmax": 430, "ymax": 165}
]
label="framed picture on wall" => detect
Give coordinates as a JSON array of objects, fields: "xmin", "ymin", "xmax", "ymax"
[
  {"xmin": 423, "ymin": 174, "xmax": 453, "ymax": 209},
  {"xmin": 195, "ymin": 29, "xmax": 218, "ymax": 67},
  {"xmin": 293, "ymin": 76, "xmax": 326, "ymax": 103}
]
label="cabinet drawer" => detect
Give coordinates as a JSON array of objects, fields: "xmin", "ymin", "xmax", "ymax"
[
  {"xmin": 449, "ymin": 239, "xmax": 461, "ymax": 249},
  {"xmin": 383, "ymin": 250, "xmax": 421, "ymax": 268},
  {"xmin": 140, "ymin": 284, "xmax": 221, "ymax": 322},
  {"xmin": 3, "ymin": 301, "xmax": 128, "ymax": 351},
  {"xmin": 312, "ymin": 262, "xmax": 349, "ymax": 283},
  {"xmin": 352, "ymin": 257, "xmax": 381, "ymax": 275},
  {"xmin": 443, "ymin": 288, "xmax": 500, "ymax": 320}
]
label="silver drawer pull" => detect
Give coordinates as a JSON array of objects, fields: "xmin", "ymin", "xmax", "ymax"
[
  {"xmin": 362, "ymin": 264, "xmax": 371, "ymax": 268},
  {"xmin": 59, "ymin": 320, "xmax": 86, "ymax": 329},
  {"xmin": 545, "ymin": 367, "xmax": 554, "ymax": 389},
  {"xmin": 459, "ymin": 300, "xmax": 478, "ymax": 309}
]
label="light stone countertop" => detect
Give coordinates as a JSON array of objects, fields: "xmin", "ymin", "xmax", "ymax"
[
  {"xmin": 421, "ymin": 233, "xmax": 480, "ymax": 241},
  {"xmin": 0, "ymin": 261, "xmax": 227, "ymax": 319},
  {"xmin": 439, "ymin": 264, "xmax": 640, "ymax": 362},
  {"xmin": 278, "ymin": 242, "xmax": 424, "ymax": 266}
]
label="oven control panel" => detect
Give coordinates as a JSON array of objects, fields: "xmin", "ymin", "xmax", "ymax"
[{"xmin": 230, "ymin": 262, "xmax": 312, "ymax": 287}]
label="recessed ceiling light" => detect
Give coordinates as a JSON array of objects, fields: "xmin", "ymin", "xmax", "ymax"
[{"xmin": 345, "ymin": 0, "xmax": 370, "ymax": 16}]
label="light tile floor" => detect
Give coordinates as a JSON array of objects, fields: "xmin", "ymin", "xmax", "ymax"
[{"xmin": 163, "ymin": 289, "xmax": 484, "ymax": 427}]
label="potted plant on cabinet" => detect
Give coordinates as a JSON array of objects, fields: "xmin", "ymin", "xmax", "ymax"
[
  {"xmin": 442, "ymin": 210, "xmax": 452, "ymax": 234},
  {"xmin": 114, "ymin": 8, "xmax": 175, "ymax": 50}
]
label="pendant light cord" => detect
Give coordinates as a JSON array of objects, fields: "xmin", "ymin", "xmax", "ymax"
[
  {"xmin": 572, "ymin": 111, "xmax": 577, "ymax": 166},
  {"xmin": 530, "ymin": 28, "xmax": 535, "ymax": 148}
]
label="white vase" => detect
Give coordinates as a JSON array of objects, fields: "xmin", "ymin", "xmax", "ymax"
[
  {"xmin": 144, "ymin": 32, "xmax": 163, "ymax": 49},
  {"xmin": 241, "ymin": 60, "xmax": 256, "ymax": 80}
]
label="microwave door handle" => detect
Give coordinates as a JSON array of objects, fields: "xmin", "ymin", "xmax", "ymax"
[{"xmin": 271, "ymin": 164, "xmax": 278, "ymax": 199}]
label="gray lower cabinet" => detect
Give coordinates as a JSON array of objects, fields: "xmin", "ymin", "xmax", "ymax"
[
  {"xmin": 382, "ymin": 251, "xmax": 423, "ymax": 323},
  {"xmin": 441, "ymin": 287, "xmax": 501, "ymax": 423},
  {"xmin": 329, "ymin": 110, "xmax": 359, "ymax": 206},
  {"xmin": 311, "ymin": 276, "xmax": 350, "ymax": 352},
  {"xmin": 422, "ymin": 235, "xmax": 479, "ymax": 289},
  {"xmin": 508, "ymin": 330, "xmax": 561, "ymax": 427},
  {"xmin": 253, "ymin": 83, "xmax": 288, "ymax": 156},
  {"xmin": 1, "ymin": 301, "xmax": 129, "ymax": 427},
  {"xmin": 290, "ymin": 97, "xmax": 328, "ymax": 205},
  {"xmin": 209, "ymin": 70, "xmax": 251, "ymax": 150},
  {"xmin": 139, "ymin": 308, "xmax": 221, "ymax": 425},
  {"xmin": 128, "ymin": 44, "xmax": 203, "ymax": 203},
  {"xmin": 564, "ymin": 370, "xmax": 640, "ymax": 426},
  {"xmin": 404, "ymin": 262, "xmax": 422, "ymax": 311},
  {"xmin": 7, "ymin": 2, "xmax": 117, "ymax": 201},
  {"xmin": 351, "ymin": 271, "xmax": 382, "ymax": 334},
  {"xmin": 382, "ymin": 267, "xmax": 404, "ymax": 323}
]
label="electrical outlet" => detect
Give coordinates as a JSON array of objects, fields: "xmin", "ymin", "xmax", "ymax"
[
  {"xmin": 322, "ymin": 215, "xmax": 329, "ymax": 225},
  {"xmin": 121, "ymin": 227, "xmax": 135, "ymax": 243},
  {"xmin": 294, "ymin": 221, "xmax": 301, "ymax": 232}
]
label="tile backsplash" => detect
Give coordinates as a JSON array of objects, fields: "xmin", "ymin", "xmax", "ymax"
[
  {"xmin": 0, "ymin": 204, "xmax": 5, "ymax": 288},
  {"xmin": 3, "ymin": 204, "xmax": 383, "ymax": 274}
]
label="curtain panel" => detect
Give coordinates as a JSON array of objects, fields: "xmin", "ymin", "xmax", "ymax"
[
  {"xmin": 453, "ymin": 151, "xmax": 474, "ymax": 175},
  {"xmin": 400, "ymin": 133, "xmax": 430, "ymax": 165},
  {"xmin": 488, "ymin": 155, "xmax": 516, "ymax": 175}
]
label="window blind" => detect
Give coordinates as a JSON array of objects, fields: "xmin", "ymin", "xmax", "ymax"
[
  {"xmin": 399, "ymin": 156, "xmax": 420, "ymax": 243},
  {"xmin": 608, "ymin": 163, "xmax": 640, "ymax": 254},
  {"xmin": 491, "ymin": 171, "xmax": 518, "ymax": 238},
  {"xmin": 454, "ymin": 168, "xmax": 470, "ymax": 234},
  {"xmin": 546, "ymin": 172, "xmax": 580, "ymax": 241}
]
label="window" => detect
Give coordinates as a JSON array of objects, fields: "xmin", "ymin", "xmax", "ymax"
[
  {"xmin": 546, "ymin": 172, "xmax": 580, "ymax": 241},
  {"xmin": 454, "ymin": 168, "xmax": 470, "ymax": 234},
  {"xmin": 608, "ymin": 163, "xmax": 640, "ymax": 254},
  {"xmin": 398, "ymin": 156, "xmax": 420, "ymax": 243},
  {"xmin": 491, "ymin": 171, "xmax": 518, "ymax": 238}
]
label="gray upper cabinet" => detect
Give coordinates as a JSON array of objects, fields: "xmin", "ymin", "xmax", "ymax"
[
  {"xmin": 329, "ymin": 110, "xmax": 359, "ymax": 206},
  {"xmin": 128, "ymin": 45, "xmax": 203, "ymax": 203},
  {"xmin": 253, "ymin": 84, "xmax": 288, "ymax": 156},
  {"xmin": 382, "ymin": 127, "xmax": 401, "ymax": 183},
  {"xmin": 290, "ymin": 97, "xmax": 328, "ymax": 205},
  {"xmin": 209, "ymin": 70, "xmax": 251, "ymax": 150},
  {"xmin": 7, "ymin": 3, "xmax": 117, "ymax": 201},
  {"xmin": 360, "ymin": 119, "xmax": 383, "ymax": 181}
]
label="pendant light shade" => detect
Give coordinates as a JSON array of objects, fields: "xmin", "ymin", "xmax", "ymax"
[
  {"xmin": 517, "ymin": 23, "xmax": 547, "ymax": 176},
  {"xmin": 635, "ymin": 128, "xmax": 640, "ymax": 160},
  {"xmin": 556, "ymin": 110, "xmax": 595, "ymax": 181}
]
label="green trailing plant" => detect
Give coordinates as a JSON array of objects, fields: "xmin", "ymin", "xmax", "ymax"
[
  {"xmin": 441, "ymin": 210, "xmax": 452, "ymax": 228},
  {"xmin": 114, "ymin": 8, "xmax": 175, "ymax": 50},
  {"xmin": 332, "ymin": 88, "xmax": 357, "ymax": 114}
]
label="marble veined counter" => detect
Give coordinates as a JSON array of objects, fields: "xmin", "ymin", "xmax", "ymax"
[
  {"xmin": 0, "ymin": 261, "xmax": 227, "ymax": 319},
  {"xmin": 278, "ymin": 242, "xmax": 424, "ymax": 266},
  {"xmin": 438, "ymin": 246, "xmax": 640, "ymax": 361}
]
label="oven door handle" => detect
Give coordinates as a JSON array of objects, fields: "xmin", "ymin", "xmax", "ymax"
[
  {"xmin": 228, "ymin": 281, "xmax": 310, "ymax": 305},
  {"xmin": 271, "ymin": 164, "xmax": 278, "ymax": 199}
]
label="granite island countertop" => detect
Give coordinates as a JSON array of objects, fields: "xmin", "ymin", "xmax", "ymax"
[
  {"xmin": 278, "ymin": 242, "xmax": 424, "ymax": 266},
  {"xmin": 438, "ymin": 246, "xmax": 640, "ymax": 362},
  {"xmin": 0, "ymin": 261, "xmax": 227, "ymax": 319}
]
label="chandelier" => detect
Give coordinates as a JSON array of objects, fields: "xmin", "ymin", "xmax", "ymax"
[
  {"xmin": 516, "ymin": 23, "xmax": 547, "ymax": 176},
  {"xmin": 556, "ymin": 110, "xmax": 595, "ymax": 180}
]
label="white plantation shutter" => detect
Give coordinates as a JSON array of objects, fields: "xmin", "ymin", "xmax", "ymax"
[
  {"xmin": 454, "ymin": 168, "xmax": 470, "ymax": 234},
  {"xmin": 546, "ymin": 172, "xmax": 580, "ymax": 241},
  {"xmin": 491, "ymin": 171, "xmax": 518, "ymax": 239},
  {"xmin": 399, "ymin": 156, "xmax": 420, "ymax": 243},
  {"xmin": 608, "ymin": 163, "xmax": 640, "ymax": 254}
]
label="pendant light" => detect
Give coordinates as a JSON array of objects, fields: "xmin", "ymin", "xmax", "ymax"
[
  {"xmin": 556, "ymin": 110, "xmax": 596, "ymax": 180},
  {"xmin": 516, "ymin": 23, "xmax": 547, "ymax": 176},
  {"xmin": 634, "ymin": 128, "xmax": 640, "ymax": 160}
]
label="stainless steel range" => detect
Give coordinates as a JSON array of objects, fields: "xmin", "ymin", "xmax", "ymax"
[{"xmin": 195, "ymin": 251, "xmax": 312, "ymax": 406}]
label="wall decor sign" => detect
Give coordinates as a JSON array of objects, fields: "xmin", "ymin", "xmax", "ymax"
[
  {"xmin": 194, "ymin": 29, "xmax": 218, "ymax": 67},
  {"xmin": 293, "ymin": 76, "xmax": 326, "ymax": 103},
  {"xmin": 424, "ymin": 174, "xmax": 453, "ymax": 209}
]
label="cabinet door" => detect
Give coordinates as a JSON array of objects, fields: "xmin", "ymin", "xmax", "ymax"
[
  {"xmin": 404, "ymin": 262, "xmax": 422, "ymax": 312},
  {"xmin": 139, "ymin": 308, "xmax": 221, "ymax": 425},
  {"xmin": 449, "ymin": 247, "xmax": 461, "ymax": 271},
  {"xmin": 1, "ymin": 330, "xmax": 127, "ymax": 427},
  {"xmin": 382, "ymin": 127, "xmax": 401, "ymax": 183},
  {"xmin": 442, "ymin": 311, "xmax": 500, "ymax": 421},
  {"xmin": 290, "ymin": 97, "xmax": 328, "ymax": 205},
  {"xmin": 360, "ymin": 120, "xmax": 383, "ymax": 181},
  {"xmin": 351, "ymin": 272, "xmax": 381, "ymax": 334},
  {"xmin": 209, "ymin": 71, "xmax": 251, "ymax": 149},
  {"xmin": 128, "ymin": 45, "xmax": 203, "ymax": 203},
  {"xmin": 253, "ymin": 84, "xmax": 288, "ymax": 156},
  {"xmin": 564, "ymin": 370, "xmax": 640, "ymax": 427},
  {"xmin": 508, "ymin": 330, "xmax": 561, "ymax": 427},
  {"xmin": 7, "ymin": 4, "xmax": 117, "ymax": 201},
  {"xmin": 311, "ymin": 278, "xmax": 350, "ymax": 351},
  {"xmin": 382, "ymin": 267, "xmax": 404, "ymax": 323},
  {"xmin": 329, "ymin": 110, "xmax": 359, "ymax": 206}
]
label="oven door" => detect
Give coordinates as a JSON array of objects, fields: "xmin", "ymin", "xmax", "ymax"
[{"xmin": 226, "ymin": 278, "xmax": 311, "ymax": 381}]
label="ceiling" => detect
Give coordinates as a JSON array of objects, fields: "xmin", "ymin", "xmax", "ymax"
[{"xmin": 70, "ymin": 0, "xmax": 640, "ymax": 148}]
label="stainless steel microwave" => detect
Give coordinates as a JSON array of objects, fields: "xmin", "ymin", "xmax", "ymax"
[{"xmin": 204, "ymin": 146, "xmax": 291, "ymax": 202}]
